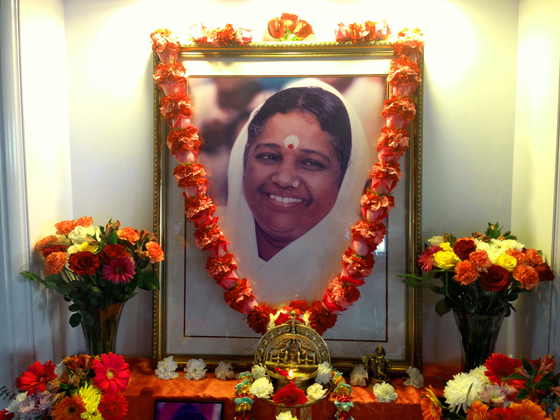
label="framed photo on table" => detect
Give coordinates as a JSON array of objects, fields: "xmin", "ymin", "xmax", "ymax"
[{"xmin": 152, "ymin": 42, "xmax": 423, "ymax": 372}]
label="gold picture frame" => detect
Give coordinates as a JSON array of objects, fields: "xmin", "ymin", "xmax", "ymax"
[{"xmin": 152, "ymin": 41, "xmax": 423, "ymax": 372}]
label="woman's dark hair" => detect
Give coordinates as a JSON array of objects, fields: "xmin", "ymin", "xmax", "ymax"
[{"xmin": 244, "ymin": 86, "xmax": 352, "ymax": 186}]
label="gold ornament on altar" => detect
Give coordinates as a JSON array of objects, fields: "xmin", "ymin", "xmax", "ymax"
[
  {"xmin": 254, "ymin": 311, "xmax": 330, "ymax": 392},
  {"xmin": 363, "ymin": 345, "xmax": 392, "ymax": 384}
]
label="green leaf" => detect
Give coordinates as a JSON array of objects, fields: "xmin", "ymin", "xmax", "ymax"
[
  {"xmin": 69, "ymin": 313, "xmax": 82, "ymax": 328},
  {"xmin": 521, "ymin": 357, "xmax": 535, "ymax": 377},
  {"xmin": 137, "ymin": 269, "xmax": 160, "ymax": 291},
  {"xmin": 435, "ymin": 299, "xmax": 451, "ymax": 316},
  {"xmin": 20, "ymin": 271, "xmax": 45, "ymax": 283},
  {"xmin": 516, "ymin": 389, "xmax": 529, "ymax": 400}
]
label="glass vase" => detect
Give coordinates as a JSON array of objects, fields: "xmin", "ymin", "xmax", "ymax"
[
  {"xmin": 81, "ymin": 302, "xmax": 125, "ymax": 355},
  {"xmin": 452, "ymin": 309, "xmax": 506, "ymax": 372}
]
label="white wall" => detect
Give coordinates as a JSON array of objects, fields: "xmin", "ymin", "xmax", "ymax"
[
  {"xmin": 510, "ymin": 0, "xmax": 560, "ymax": 359},
  {"xmin": 2, "ymin": 2, "xmax": 558, "ymax": 396}
]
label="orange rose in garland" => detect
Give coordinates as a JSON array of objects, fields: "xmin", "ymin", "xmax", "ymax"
[{"xmin": 266, "ymin": 13, "xmax": 314, "ymax": 41}]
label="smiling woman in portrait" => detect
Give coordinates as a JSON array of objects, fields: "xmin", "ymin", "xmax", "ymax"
[{"xmin": 221, "ymin": 80, "xmax": 372, "ymax": 304}]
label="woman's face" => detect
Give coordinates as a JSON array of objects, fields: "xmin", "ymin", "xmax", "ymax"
[{"xmin": 243, "ymin": 111, "xmax": 342, "ymax": 248}]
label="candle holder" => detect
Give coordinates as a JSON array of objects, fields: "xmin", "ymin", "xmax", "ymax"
[{"xmin": 254, "ymin": 311, "xmax": 330, "ymax": 393}]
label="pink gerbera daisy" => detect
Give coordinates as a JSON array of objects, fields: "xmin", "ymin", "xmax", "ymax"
[
  {"xmin": 93, "ymin": 353, "xmax": 130, "ymax": 394},
  {"xmin": 102, "ymin": 256, "xmax": 135, "ymax": 284},
  {"xmin": 418, "ymin": 245, "xmax": 441, "ymax": 272}
]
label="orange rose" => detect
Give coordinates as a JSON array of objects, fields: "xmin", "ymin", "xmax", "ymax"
[
  {"xmin": 469, "ymin": 250, "xmax": 492, "ymax": 270},
  {"xmin": 55, "ymin": 219, "xmax": 77, "ymax": 235},
  {"xmin": 454, "ymin": 260, "xmax": 479, "ymax": 285},
  {"xmin": 45, "ymin": 252, "xmax": 67, "ymax": 275},
  {"xmin": 118, "ymin": 227, "xmax": 140, "ymax": 245},
  {"xmin": 293, "ymin": 19, "xmax": 313, "ymax": 39},
  {"xmin": 267, "ymin": 17, "xmax": 285, "ymax": 39},
  {"xmin": 145, "ymin": 241, "xmax": 164, "ymax": 264},
  {"xmin": 513, "ymin": 265, "xmax": 540, "ymax": 290}
]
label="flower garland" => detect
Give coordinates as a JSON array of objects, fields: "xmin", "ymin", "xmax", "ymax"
[{"xmin": 150, "ymin": 25, "xmax": 424, "ymax": 336}]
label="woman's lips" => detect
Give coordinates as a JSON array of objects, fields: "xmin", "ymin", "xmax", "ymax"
[{"xmin": 262, "ymin": 191, "xmax": 309, "ymax": 208}]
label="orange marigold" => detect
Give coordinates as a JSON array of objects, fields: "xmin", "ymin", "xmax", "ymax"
[
  {"xmin": 469, "ymin": 250, "xmax": 492, "ymax": 270},
  {"xmin": 421, "ymin": 385, "xmax": 442, "ymax": 420},
  {"xmin": 75, "ymin": 216, "xmax": 93, "ymax": 227},
  {"xmin": 55, "ymin": 219, "xmax": 77, "ymax": 235},
  {"xmin": 145, "ymin": 241, "xmax": 164, "ymax": 263},
  {"xmin": 35, "ymin": 235, "xmax": 58, "ymax": 251},
  {"xmin": 524, "ymin": 248, "xmax": 544, "ymax": 266},
  {"xmin": 454, "ymin": 260, "xmax": 480, "ymax": 285},
  {"xmin": 466, "ymin": 400, "xmax": 489, "ymax": 420},
  {"xmin": 512, "ymin": 264, "xmax": 540, "ymax": 290},
  {"xmin": 117, "ymin": 227, "xmax": 140, "ymax": 245},
  {"xmin": 45, "ymin": 251, "xmax": 67, "ymax": 275},
  {"xmin": 509, "ymin": 399, "xmax": 547, "ymax": 420}
]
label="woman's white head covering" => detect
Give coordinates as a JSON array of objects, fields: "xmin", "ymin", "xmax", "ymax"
[{"xmin": 220, "ymin": 78, "xmax": 371, "ymax": 304}]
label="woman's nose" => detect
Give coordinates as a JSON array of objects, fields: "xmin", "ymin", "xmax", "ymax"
[{"xmin": 270, "ymin": 162, "xmax": 298, "ymax": 188}]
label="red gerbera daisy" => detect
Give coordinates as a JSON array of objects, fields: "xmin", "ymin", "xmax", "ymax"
[
  {"xmin": 484, "ymin": 353, "xmax": 522, "ymax": 385},
  {"xmin": 98, "ymin": 393, "xmax": 129, "ymax": 420},
  {"xmin": 15, "ymin": 360, "xmax": 56, "ymax": 394},
  {"xmin": 102, "ymin": 256, "xmax": 135, "ymax": 284},
  {"xmin": 93, "ymin": 352, "xmax": 130, "ymax": 394}
]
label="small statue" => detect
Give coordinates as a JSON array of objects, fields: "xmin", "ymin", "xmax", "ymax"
[{"xmin": 363, "ymin": 345, "xmax": 392, "ymax": 383}]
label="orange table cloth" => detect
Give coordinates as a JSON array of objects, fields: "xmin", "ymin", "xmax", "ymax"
[{"xmin": 123, "ymin": 358, "xmax": 459, "ymax": 419}]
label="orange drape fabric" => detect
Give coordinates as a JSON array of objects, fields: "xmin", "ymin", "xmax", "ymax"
[{"xmin": 123, "ymin": 358, "xmax": 458, "ymax": 419}]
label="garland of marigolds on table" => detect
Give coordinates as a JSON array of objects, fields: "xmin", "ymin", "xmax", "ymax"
[{"xmin": 150, "ymin": 22, "xmax": 424, "ymax": 336}]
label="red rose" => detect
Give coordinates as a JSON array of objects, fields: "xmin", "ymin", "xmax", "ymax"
[
  {"xmin": 284, "ymin": 300, "xmax": 309, "ymax": 314},
  {"xmin": 480, "ymin": 264, "xmax": 510, "ymax": 292},
  {"xmin": 308, "ymin": 301, "xmax": 337, "ymax": 335},
  {"xmin": 453, "ymin": 237, "xmax": 477, "ymax": 261},
  {"xmin": 99, "ymin": 244, "xmax": 127, "ymax": 263},
  {"xmin": 534, "ymin": 263, "xmax": 555, "ymax": 282},
  {"xmin": 69, "ymin": 252, "xmax": 100, "ymax": 276},
  {"xmin": 280, "ymin": 13, "xmax": 299, "ymax": 31},
  {"xmin": 247, "ymin": 303, "xmax": 277, "ymax": 335},
  {"xmin": 272, "ymin": 381, "xmax": 307, "ymax": 406}
]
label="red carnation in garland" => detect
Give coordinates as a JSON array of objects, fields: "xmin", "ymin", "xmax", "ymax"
[
  {"xmin": 98, "ymin": 393, "xmax": 128, "ymax": 420},
  {"xmin": 247, "ymin": 302, "xmax": 277, "ymax": 335},
  {"xmin": 309, "ymin": 301, "xmax": 337, "ymax": 335},
  {"xmin": 184, "ymin": 195, "xmax": 216, "ymax": 221},
  {"xmin": 15, "ymin": 360, "xmax": 56, "ymax": 394},
  {"xmin": 223, "ymin": 278, "xmax": 256, "ymax": 314},
  {"xmin": 93, "ymin": 353, "xmax": 130, "ymax": 394}
]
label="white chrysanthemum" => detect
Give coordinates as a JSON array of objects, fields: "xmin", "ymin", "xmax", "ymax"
[
  {"xmin": 444, "ymin": 372, "xmax": 485, "ymax": 412},
  {"xmin": 6, "ymin": 392, "xmax": 28, "ymax": 413},
  {"xmin": 215, "ymin": 361, "xmax": 234, "ymax": 380},
  {"xmin": 404, "ymin": 366, "xmax": 424, "ymax": 388},
  {"xmin": 316, "ymin": 362, "xmax": 332, "ymax": 385},
  {"xmin": 267, "ymin": 312, "xmax": 281, "ymax": 330},
  {"xmin": 493, "ymin": 239, "xmax": 524, "ymax": 252},
  {"xmin": 276, "ymin": 412, "xmax": 298, "ymax": 420},
  {"xmin": 306, "ymin": 383, "xmax": 327, "ymax": 402},
  {"xmin": 478, "ymin": 384, "xmax": 509, "ymax": 407},
  {"xmin": 251, "ymin": 364, "xmax": 267, "ymax": 380},
  {"xmin": 156, "ymin": 356, "xmax": 179, "ymax": 380},
  {"xmin": 468, "ymin": 365, "xmax": 490, "ymax": 385},
  {"xmin": 349, "ymin": 364, "xmax": 368, "ymax": 387},
  {"xmin": 373, "ymin": 382, "xmax": 398, "ymax": 402},
  {"xmin": 184, "ymin": 358, "xmax": 207, "ymax": 380},
  {"xmin": 54, "ymin": 361, "xmax": 66, "ymax": 378},
  {"xmin": 250, "ymin": 377, "xmax": 274, "ymax": 399}
]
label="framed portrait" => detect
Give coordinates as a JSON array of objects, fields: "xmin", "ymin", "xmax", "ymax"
[
  {"xmin": 154, "ymin": 400, "xmax": 224, "ymax": 420},
  {"xmin": 153, "ymin": 43, "xmax": 423, "ymax": 372}
]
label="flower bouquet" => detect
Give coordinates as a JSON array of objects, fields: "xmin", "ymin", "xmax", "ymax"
[
  {"xmin": 21, "ymin": 217, "xmax": 163, "ymax": 353},
  {"xmin": 402, "ymin": 222, "xmax": 554, "ymax": 370},
  {"xmin": 1, "ymin": 352, "xmax": 130, "ymax": 420},
  {"xmin": 422, "ymin": 352, "xmax": 560, "ymax": 419}
]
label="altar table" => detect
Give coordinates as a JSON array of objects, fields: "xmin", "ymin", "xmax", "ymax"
[{"xmin": 123, "ymin": 358, "xmax": 459, "ymax": 419}]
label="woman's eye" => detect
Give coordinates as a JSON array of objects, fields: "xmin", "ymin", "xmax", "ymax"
[
  {"xmin": 300, "ymin": 160, "xmax": 326, "ymax": 170},
  {"xmin": 256, "ymin": 153, "xmax": 280, "ymax": 163}
]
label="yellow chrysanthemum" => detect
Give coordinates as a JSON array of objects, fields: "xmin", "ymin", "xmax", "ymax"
[{"xmin": 77, "ymin": 382, "xmax": 101, "ymax": 418}]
